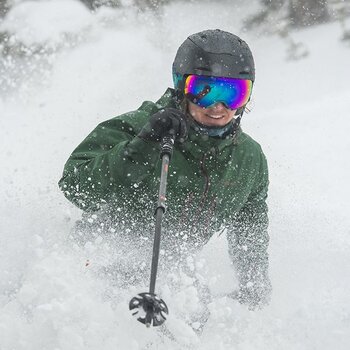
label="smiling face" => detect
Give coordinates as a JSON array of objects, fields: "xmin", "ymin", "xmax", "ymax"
[{"xmin": 187, "ymin": 101, "xmax": 237, "ymax": 127}]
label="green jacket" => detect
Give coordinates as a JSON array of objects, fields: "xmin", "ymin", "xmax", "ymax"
[{"xmin": 59, "ymin": 89, "xmax": 271, "ymax": 307}]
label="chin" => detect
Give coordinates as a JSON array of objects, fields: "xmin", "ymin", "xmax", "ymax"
[{"xmin": 203, "ymin": 118, "xmax": 229, "ymax": 127}]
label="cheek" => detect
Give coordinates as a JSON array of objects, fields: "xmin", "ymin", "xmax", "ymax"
[
  {"xmin": 188, "ymin": 104, "xmax": 205, "ymax": 119},
  {"xmin": 227, "ymin": 110, "xmax": 237, "ymax": 120},
  {"xmin": 228, "ymin": 112, "xmax": 236, "ymax": 120}
]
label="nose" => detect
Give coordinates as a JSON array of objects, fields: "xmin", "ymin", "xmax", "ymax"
[{"xmin": 210, "ymin": 102, "xmax": 227, "ymax": 111}]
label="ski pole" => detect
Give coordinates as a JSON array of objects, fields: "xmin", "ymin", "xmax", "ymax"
[{"xmin": 129, "ymin": 135, "xmax": 174, "ymax": 327}]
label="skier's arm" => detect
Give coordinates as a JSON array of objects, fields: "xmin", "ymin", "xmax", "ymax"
[
  {"xmin": 59, "ymin": 111, "xmax": 161, "ymax": 211},
  {"xmin": 226, "ymin": 152, "xmax": 272, "ymax": 309}
]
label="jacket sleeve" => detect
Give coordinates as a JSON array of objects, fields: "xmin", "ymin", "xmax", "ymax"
[
  {"xmin": 226, "ymin": 149, "xmax": 272, "ymax": 309},
  {"xmin": 58, "ymin": 110, "xmax": 160, "ymax": 211}
]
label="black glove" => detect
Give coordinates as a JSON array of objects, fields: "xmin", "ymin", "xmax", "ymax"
[{"xmin": 138, "ymin": 108, "xmax": 188, "ymax": 143}]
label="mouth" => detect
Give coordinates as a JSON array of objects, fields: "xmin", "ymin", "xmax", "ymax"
[{"xmin": 205, "ymin": 114, "xmax": 225, "ymax": 119}]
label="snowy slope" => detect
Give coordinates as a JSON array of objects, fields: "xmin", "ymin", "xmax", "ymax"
[{"xmin": 1, "ymin": 0, "xmax": 350, "ymax": 349}]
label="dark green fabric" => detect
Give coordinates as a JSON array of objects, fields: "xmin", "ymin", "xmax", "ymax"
[
  {"xmin": 59, "ymin": 88, "xmax": 271, "ymax": 308},
  {"xmin": 59, "ymin": 88, "xmax": 268, "ymax": 221}
]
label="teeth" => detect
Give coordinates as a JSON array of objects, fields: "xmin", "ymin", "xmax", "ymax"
[{"xmin": 206, "ymin": 114, "xmax": 223, "ymax": 119}]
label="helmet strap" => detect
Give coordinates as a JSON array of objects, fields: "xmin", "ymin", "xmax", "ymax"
[
  {"xmin": 235, "ymin": 106, "xmax": 245, "ymax": 116},
  {"xmin": 233, "ymin": 114, "xmax": 242, "ymax": 134},
  {"xmin": 175, "ymin": 88, "xmax": 185, "ymax": 107}
]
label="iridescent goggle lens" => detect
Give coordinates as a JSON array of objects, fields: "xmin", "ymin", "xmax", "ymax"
[{"xmin": 184, "ymin": 75, "xmax": 253, "ymax": 110}]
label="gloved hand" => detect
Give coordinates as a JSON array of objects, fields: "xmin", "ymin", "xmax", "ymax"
[{"xmin": 138, "ymin": 108, "xmax": 188, "ymax": 143}]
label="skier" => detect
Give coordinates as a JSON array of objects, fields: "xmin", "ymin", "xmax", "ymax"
[{"xmin": 59, "ymin": 29, "xmax": 272, "ymax": 310}]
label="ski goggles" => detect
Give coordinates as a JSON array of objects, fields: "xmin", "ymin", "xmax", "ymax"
[{"xmin": 184, "ymin": 75, "xmax": 253, "ymax": 110}]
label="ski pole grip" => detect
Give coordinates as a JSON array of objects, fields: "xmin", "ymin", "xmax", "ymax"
[{"xmin": 160, "ymin": 135, "xmax": 174, "ymax": 159}]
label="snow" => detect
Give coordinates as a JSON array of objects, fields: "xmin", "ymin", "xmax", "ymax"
[
  {"xmin": 1, "ymin": 0, "xmax": 350, "ymax": 349},
  {"xmin": 0, "ymin": 0, "xmax": 92, "ymax": 47}
]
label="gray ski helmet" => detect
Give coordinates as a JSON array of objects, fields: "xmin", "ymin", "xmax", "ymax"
[{"xmin": 172, "ymin": 29, "xmax": 255, "ymax": 98}]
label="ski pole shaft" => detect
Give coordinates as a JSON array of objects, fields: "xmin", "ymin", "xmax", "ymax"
[
  {"xmin": 149, "ymin": 135, "xmax": 174, "ymax": 294},
  {"xmin": 129, "ymin": 136, "xmax": 173, "ymax": 327}
]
